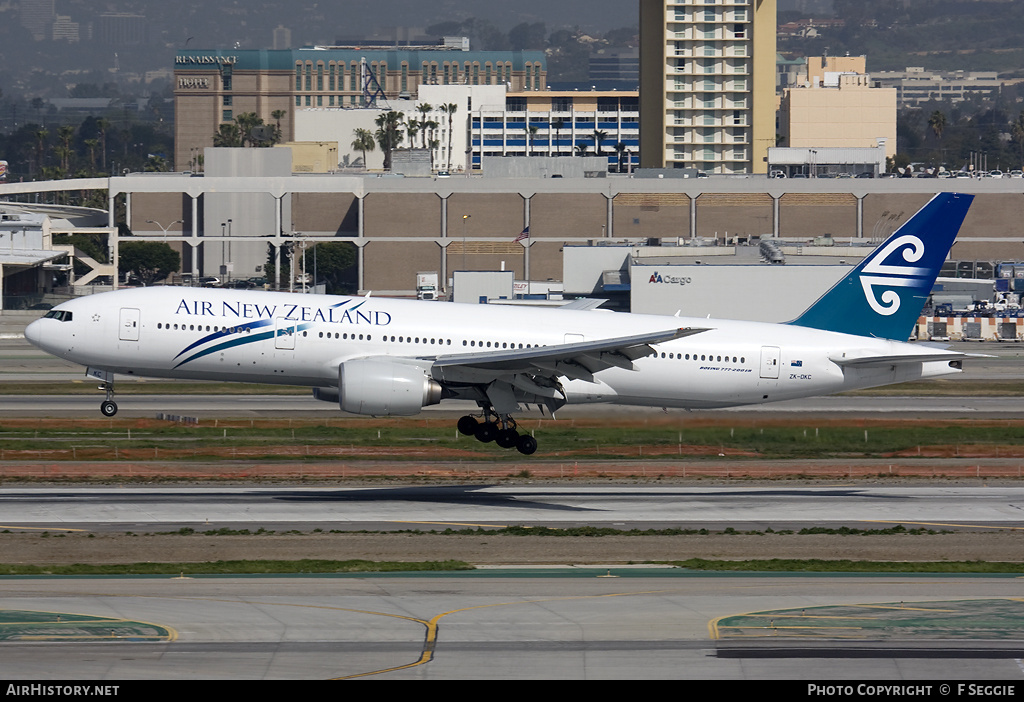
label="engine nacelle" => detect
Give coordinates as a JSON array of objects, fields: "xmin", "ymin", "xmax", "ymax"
[{"xmin": 338, "ymin": 359, "xmax": 443, "ymax": 416}]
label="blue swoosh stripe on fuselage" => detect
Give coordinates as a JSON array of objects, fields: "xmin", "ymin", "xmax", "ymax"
[
  {"xmin": 172, "ymin": 321, "xmax": 313, "ymax": 368},
  {"xmin": 173, "ymin": 319, "xmax": 275, "ymax": 361}
]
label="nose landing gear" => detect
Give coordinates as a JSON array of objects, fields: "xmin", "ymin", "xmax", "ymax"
[
  {"xmin": 457, "ymin": 409, "xmax": 538, "ymax": 455},
  {"xmin": 99, "ymin": 381, "xmax": 117, "ymax": 417}
]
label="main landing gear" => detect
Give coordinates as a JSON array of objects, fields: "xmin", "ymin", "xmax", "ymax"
[{"xmin": 457, "ymin": 410, "xmax": 538, "ymax": 455}]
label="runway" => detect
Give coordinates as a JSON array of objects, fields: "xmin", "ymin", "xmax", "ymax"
[
  {"xmin": 2, "ymin": 338, "xmax": 1024, "ymax": 680},
  {"xmin": 2, "ymin": 484, "xmax": 1023, "ymax": 532},
  {"xmin": 0, "ymin": 573, "xmax": 1021, "ymax": 680}
]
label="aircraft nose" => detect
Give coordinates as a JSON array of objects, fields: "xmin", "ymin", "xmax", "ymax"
[{"xmin": 24, "ymin": 318, "xmax": 44, "ymax": 348}]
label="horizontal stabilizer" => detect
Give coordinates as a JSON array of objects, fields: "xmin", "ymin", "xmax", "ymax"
[
  {"xmin": 828, "ymin": 351, "xmax": 987, "ymax": 367},
  {"xmin": 559, "ymin": 298, "xmax": 608, "ymax": 311}
]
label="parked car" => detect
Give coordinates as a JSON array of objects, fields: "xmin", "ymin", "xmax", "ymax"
[{"xmin": 198, "ymin": 276, "xmax": 221, "ymax": 287}]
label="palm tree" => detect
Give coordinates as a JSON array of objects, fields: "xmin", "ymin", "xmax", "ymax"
[
  {"xmin": 84, "ymin": 138, "xmax": 100, "ymax": 172},
  {"xmin": 592, "ymin": 129, "xmax": 608, "ymax": 156},
  {"xmin": 428, "ymin": 138, "xmax": 440, "ymax": 170},
  {"xmin": 95, "ymin": 117, "xmax": 110, "ymax": 172},
  {"xmin": 928, "ymin": 111, "xmax": 947, "ymax": 141},
  {"xmin": 271, "ymin": 109, "xmax": 287, "ymax": 143},
  {"xmin": 235, "ymin": 112, "xmax": 263, "ymax": 147},
  {"xmin": 551, "ymin": 118, "xmax": 565, "ymax": 156},
  {"xmin": 416, "ymin": 103, "xmax": 433, "ymax": 148},
  {"xmin": 351, "ymin": 127, "xmax": 375, "ymax": 168},
  {"xmin": 33, "ymin": 128, "xmax": 49, "ymax": 175},
  {"xmin": 374, "ymin": 111, "xmax": 405, "ymax": 171},
  {"xmin": 615, "ymin": 141, "xmax": 627, "ymax": 173},
  {"xmin": 56, "ymin": 125, "xmax": 75, "ymax": 173},
  {"xmin": 440, "ymin": 102, "xmax": 458, "ymax": 170},
  {"xmin": 527, "ymin": 125, "xmax": 539, "ymax": 156},
  {"xmin": 213, "ymin": 122, "xmax": 242, "ymax": 147},
  {"xmin": 406, "ymin": 120, "xmax": 420, "ymax": 150}
]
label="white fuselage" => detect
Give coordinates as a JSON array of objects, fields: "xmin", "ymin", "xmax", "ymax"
[{"xmin": 26, "ymin": 286, "xmax": 959, "ymax": 411}]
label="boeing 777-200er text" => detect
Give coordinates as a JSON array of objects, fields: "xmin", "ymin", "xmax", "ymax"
[{"xmin": 26, "ymin": 192, "xmax": 976, "ymax": 455}]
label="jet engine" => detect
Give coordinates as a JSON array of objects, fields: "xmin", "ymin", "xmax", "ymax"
[{"xmin": 336, "ymin": 359, "xmax": 443, "ymax": 416}]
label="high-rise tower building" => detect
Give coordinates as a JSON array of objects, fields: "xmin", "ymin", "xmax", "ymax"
[
  {"xmin": 639, "ymin": 0, "xmax": 776, "ymax": 174},
  {"xmin": 20, "ymin": 0, "xmax": 55, "ymax": 41}
]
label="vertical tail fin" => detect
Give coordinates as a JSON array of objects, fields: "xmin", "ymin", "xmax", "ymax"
[{"xmin": 788, "ymin": 192, "xmax": 974, "ymax": 340}]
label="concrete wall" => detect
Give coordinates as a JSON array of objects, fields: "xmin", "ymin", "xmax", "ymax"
[
  {"xmin": 695, "ymin": 193, "xmax": 774, "ymax": 240},
  {"xmin": 36, "ymin": 171, "xmax": 1024, "ymax": 298},
  {"xmin": 291, "ymin": 192, "xmax": 358, "ymax": 235}
]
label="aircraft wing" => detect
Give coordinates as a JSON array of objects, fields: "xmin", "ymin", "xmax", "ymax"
[{"xmin": 430, "ymin": 327, "xmax": 708, "ymax": 381}]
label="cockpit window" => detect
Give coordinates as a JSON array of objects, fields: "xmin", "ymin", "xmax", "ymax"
[{"xmin": 43, "ymin": 310, "xmax": 73, "ymax": 322}]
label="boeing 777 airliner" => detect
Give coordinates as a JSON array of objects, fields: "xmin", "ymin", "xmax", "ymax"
[{"xmin": 26, "ymin": 192, "xmax": 975, "ymax": 455}]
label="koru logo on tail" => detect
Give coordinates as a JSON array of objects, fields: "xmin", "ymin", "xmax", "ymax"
[{"xmin": 859, "ymin": 235, "xmax": 928, "ymax": 316}]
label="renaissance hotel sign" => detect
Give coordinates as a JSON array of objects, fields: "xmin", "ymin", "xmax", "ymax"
[{"xmin": 175, "ymin": 55, "xmax": 238, "ymax": 66}]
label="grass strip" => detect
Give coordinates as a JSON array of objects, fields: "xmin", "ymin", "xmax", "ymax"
[{"xmin": 0, "ymin": 559, "xmax": 473, "ymax": 576}]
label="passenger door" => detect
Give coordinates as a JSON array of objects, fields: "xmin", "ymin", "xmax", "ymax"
[{"xmin": 119, "ymin": 308, "xmax": 140, "ymax": 341}]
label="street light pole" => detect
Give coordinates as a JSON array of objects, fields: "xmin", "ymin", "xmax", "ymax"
[{"xmin": 145, "ymin": 219, "xmax": 183, "ymax": 237}]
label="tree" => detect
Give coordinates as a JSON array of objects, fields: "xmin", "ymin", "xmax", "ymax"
[
  {"xmin": 302, "ymin": 241, "xmax": 357, "ymax": 294},
  {"xmin": 592, "ymin": 130, "xmax": 608, "ymax": 155},
  {"xmin": 95, "ymin": 117, "xmax": 110, "ymax": 172},
  {"xmin": 440, "ymin": 103, "xmax": 458, "ymax": 170},
  {"xmin": 416, "ymin": 103, "xmax": 433, "ymax": 148},
  {"xmin": 509, "ymin": 22, "xmax": 546, "ymax": 51},
  {"xmin": 374, "ymin": 111, "xmax": 405, "ymax": 171},
  {"xmin": 271, "ymin": 109, "xmax": 287, "ymax": 143},
  {"xmin": 33, "ymin": 128, "xmax": 48, "ymax": 175},
  {"xmin": 213, "ymin": 122, "xmax": 242, "ymax": 147},
  {"xmin": 1012, "ymin": 111, "xmax": 1024, "ymax": 168},
  {"xmin": 551, "ymin": 118, "xmax": 565, "ymax": 156},
  {"xmin": 928, "ymin": 110, "xmax": 947, "ymax": 141},
  {"xmin": 83, "ymin": 138, "xmax": 100, "ymax": 172},
  {"xmin": 118, "ymin": 241, "xmax": 180, "ymax": 286},
  {"xmin": 56, "ymin": 125, "xmax": 75, "ymax": 167},
  {"xmin": 351, "ymin": 128, "xmax": 375, "ymax": 168}
]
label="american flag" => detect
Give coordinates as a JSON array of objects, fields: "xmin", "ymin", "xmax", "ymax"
[{"xmin": 514, "ymin": 226, "xmax": 530, "ymax": 243}]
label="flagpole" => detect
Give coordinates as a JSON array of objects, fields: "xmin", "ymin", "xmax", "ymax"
[{"xmin": 514, "ymin": 226, "xmax": 530, "ymax": 287}]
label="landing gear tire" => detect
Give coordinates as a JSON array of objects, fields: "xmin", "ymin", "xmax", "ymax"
[
  {"xmin": 457, "ymin": 415, "xmax": 479, "ymax": 436},
  {"xmin": 100, "ymin": 400, "xmax": 118, "ymax": 417},
  {"xmin": 475, "ymin": 421, "xmax": 498, "ymax": 443},
  {"xmin": 515, "ymin": 434, "xmax": 538, "ymax": 456},
  {"xmin": 495, "ymin": 428, "xmax": 520, "ymax": 449}
]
